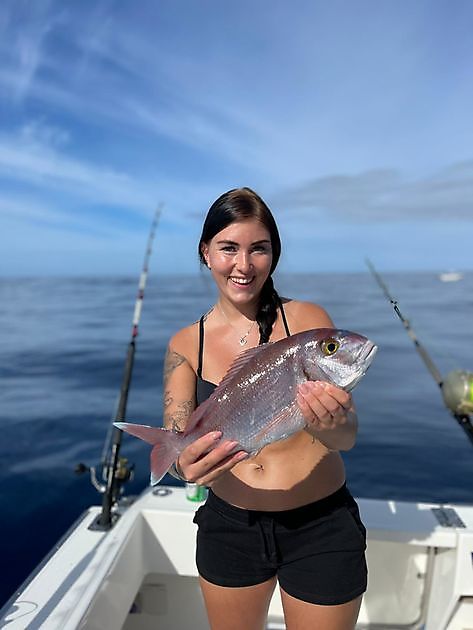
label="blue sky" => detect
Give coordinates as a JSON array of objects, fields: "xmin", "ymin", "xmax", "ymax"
[{"xmin": 1, "ymin": 0, "xmax": 472, "ymax": 276}]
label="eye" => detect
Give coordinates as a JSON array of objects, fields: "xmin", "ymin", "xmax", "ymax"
[
  {"xmin": 253, "ymin": 245, "xmax": 269, "ymax": 252},
  {"xmin": 321, "ymin": 338, "xmax": 339, "ymax": 356}
]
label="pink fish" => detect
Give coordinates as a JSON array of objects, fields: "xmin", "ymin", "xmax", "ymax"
[{"xmin": 116, "ymin": 328, "xmax": 376, "ymax": 484}]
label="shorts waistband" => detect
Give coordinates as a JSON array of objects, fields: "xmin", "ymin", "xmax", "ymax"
[{"xmin": 207, "ymin": 483, "xmax": 352, "ymax": 525}]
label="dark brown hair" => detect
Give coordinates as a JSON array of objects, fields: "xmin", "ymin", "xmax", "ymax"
[{"xmin": 198, "ymin": 187, "xmax": 282, "ymax": 343}]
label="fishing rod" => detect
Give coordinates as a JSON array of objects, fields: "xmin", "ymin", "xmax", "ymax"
[
  {"xmin": 76, "ymin": 204, "xmax": 163, "ymax": 530},
  {"xmin": 366, "ymin": 259, "xmax": 473, "ymax": 447}
]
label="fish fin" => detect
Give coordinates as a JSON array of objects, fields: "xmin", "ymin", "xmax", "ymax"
[
  {"xmin": 114, "ymin": 422, "xmax": 172, "ymax": 445},
  {"xmin": 114, "ymin": 422, "xmax": 182, "ymax": 485},
  {"xmin": 253, "ymin": 403, "xmax": 301, "ymax": 443},
  {"xmin": 182, "ymin": 345, "xmax": 271, "ymax": 436},
  {"xmin": 149, "ymin": 436, "xmax": 182, "ymax": 485},
  {"xmin": 216, "ymin": 344, "xmax": 270, "ymax": 391},
  {"xmin": 182, "ymin": 397, "xmax": 214, "ymax": 436}
]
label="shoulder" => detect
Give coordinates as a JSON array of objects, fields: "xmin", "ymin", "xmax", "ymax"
[
  {"xmin": 167, "ymin": 307, "xmax": 216, "ymax": 371},
  {"xmin": 167, "ymin": 320, "xmax": 200, "ymax": 371},
  {"xmin": 169, "ymin": 321, "xmax": 198, "ymax": 351},
  {"xmin": 281, "ymin": 298, "xmax": 335, "ymax": 334}
]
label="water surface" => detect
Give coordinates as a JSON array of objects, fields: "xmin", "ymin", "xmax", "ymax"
[{"xmin": 1, "ymin": 271, "xmax": 472, "ymax": 606}]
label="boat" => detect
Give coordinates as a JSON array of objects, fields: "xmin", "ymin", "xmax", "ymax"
[
  {"xmin": 1, "ymin": 484, "xmax": 473, "ymax": 629},
  {"xmin": 439, "ymin": 271, "xmax": 463, "ymax": 283}
]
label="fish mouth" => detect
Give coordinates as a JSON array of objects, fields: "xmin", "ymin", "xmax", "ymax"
[
  {"xmin": 344, "ymin": 342, "xmax": 377, "ymax": 392},
  {"xmin": 359, "ymin": 342, "xmax": 377, "ymax": 366}
]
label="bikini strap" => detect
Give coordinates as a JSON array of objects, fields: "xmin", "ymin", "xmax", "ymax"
[
  {"xmin": 278, "ymin": 299, "xmax": 291, "ymax": 337},
  {"xmin": 197, "ymin": 315, "xmax": 205, "ymax": 378},
  {"xmin": 199, "ymin": 303, "xmax": 288, "ymax": 375}
]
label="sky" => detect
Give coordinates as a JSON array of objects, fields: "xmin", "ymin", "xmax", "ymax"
[{"xmin": 0, "ymin": 0, "xmax": 472, "ymax": 276}]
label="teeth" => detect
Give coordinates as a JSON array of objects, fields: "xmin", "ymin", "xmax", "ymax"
[{"xmin": 231, "ymin": 277, "xmax": 253, "ymax": 285}]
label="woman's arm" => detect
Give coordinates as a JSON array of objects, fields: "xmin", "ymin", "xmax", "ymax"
[
  {"xmin": 162, "ymin": 342, "xmax": 196, "ymax": 433},
  {"xmin": 163, "ymin": 328, "xmax": 248, "ymax": 485}
]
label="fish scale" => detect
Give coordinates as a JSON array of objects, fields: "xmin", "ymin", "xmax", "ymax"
[{"xmin": 115, "ymin": 327, "xmax": 377, "ymax": 485}]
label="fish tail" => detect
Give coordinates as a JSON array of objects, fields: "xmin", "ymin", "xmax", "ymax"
[
  {"xmin": 114, "ymin": 421, "xmax": 183, "ymax": 486},
  {"xmin": 149, "ymin": 432, "xmax": 183, "ymax": 485}
]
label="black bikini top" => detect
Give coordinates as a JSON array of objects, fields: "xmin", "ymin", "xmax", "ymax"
[{"xmin": 195, "ymin": 301, "xmax": 291, "ymax": 405}]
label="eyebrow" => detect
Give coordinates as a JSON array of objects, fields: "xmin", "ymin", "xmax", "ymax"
[{"xmin": 216, "ymin": 239, "xmax": 271, "ymax": 246}]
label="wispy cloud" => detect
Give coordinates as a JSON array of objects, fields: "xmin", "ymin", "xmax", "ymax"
[
  {"xmin": 0, "ymin": 120, "xmax": 221, "ymax": 238},
  {"xmin": 0, "ymin": 0, "xmax": 60, "ymax": 100},
  {"xmin": 0, "ymin": 120, "xmax": 159, "ymax": 212},
  {"xmin": 276, "ymin": 163, "xmax": 473, "ymax": 222},
  {"xmin": 0, "ymin": 194, "xmax": 115, "ymax": 238},
  {"xmin": 0, "ymin": 4, "xmax": 321, "ymax": 179},
  {"xmin": 19, "ymin": 119, "xmax": 70, "ymax": 147}
]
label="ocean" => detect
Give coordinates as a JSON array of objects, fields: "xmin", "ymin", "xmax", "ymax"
[{"xmin": 1, "ymin": 271, "xmax": 472, "ymax": 607}]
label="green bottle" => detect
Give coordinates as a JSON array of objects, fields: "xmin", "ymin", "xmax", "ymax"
[{"xmin": 185, "ymin": 483, "xmax": 207, "ymax": 502}]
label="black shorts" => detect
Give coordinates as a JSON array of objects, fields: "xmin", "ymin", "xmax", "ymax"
[{"xmin": 193, "ymin": 483, "xmax": 367, "ymax": 606}]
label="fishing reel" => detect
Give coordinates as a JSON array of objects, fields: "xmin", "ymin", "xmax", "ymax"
[
  {"xmin": 76, "ymin": 457, "xmax": 136, "ymax": 531},
  {"xmin": 75, "ymin": 457, "xmax": 135, "ymax": 494},
  {"xmin": 441, "ymin": 370, "xmax": 473, "ymax": 415}
]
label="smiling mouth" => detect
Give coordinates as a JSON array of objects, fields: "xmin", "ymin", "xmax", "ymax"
[{"xmin": 229, "ymin": 276, "xmax": 255, "ymax": 286}]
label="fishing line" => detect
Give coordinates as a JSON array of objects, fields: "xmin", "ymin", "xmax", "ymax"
[{"xmin": 366, "ymin": 259, "xmax": 473, "ymax": 447}]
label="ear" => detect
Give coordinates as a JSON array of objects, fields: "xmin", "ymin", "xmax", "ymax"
[{"xmin": 201, "ymin": 243, "xmax": 210, "ymax": 268}]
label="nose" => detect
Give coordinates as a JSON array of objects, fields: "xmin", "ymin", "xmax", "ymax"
[{"xmin": 235, "ymin": 250, "xmax": 252, "ymax": 273}]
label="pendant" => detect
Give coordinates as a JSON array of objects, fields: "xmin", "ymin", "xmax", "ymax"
[{"xmin": 239, "ymin": 337, "xmax": 247, "ymax": 346}]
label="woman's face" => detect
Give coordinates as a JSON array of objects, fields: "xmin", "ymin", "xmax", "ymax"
[{"xmin": 201, "ymin": 219, "xmax": 273, "ymax": 307}]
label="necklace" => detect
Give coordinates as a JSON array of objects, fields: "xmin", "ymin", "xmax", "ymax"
[{"xmin": 218, "ymin": 304, "xmax": 257, "ymax": 346}]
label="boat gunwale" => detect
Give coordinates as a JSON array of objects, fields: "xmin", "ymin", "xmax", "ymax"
[{"xmin": 0, "ymin": 507, "xmax": 99, "ymax": 620}]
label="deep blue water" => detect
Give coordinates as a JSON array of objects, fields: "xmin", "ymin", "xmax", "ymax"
[{"xmin": 1, "ymin": 272, "xmax": 472, "ymax": 606}]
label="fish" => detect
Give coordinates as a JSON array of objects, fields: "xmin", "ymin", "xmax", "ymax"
[{"xmin": 115, "ymin": 328, "xmax": 377, "ymax": 485}]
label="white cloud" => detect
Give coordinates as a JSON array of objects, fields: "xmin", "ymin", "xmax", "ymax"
[
  {"xmin": 0, "ymin": 194, "xmax": 116, "ymax": 238},
  {"xmin": 0, "ymin": 124, "xmax": 226, "ymax": 240},
  {"xmin": 0, "ymin": 129, "xmax": 155, "ymax": 212},
  {"xmin": 276, "ymin": 163, "xmax": 473, "ymax": 222},
  {"xmin": 0, "ymin": 0, "xmax": 60, "ymax": 100},
  {"xmin": 20, "ymin": 119, "xmax": 70, "ymax": 148}
]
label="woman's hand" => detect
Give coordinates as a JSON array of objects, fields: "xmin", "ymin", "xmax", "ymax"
[
  {"xmin": 176, "ymin": 431, "xmax": 248, "ymax": 486},
  {"xmin": 296, "ymin": 381, "xmax": 358, "ymax": 451}
]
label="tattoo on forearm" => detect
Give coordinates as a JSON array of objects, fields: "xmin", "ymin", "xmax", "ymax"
[
  {"xmin": 178, "ymin": 400, "xmax": 193, "ymax": 417},
  {"xmin": 163, "ymin": 348, "xmax": 186, "ymax": 383},
  {"xmin": 164, "ymin": 390, "xmax": 173, "ymax": 408},
  {"xmin": 162, "ymin": 346, "xmax": 195, "ymax": 431},
  {"xmin": 164, "ymin": 399, "xmax": 193, "ymax": 432}
]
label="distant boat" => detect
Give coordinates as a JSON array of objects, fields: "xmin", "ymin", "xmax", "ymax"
[{"xmin": 439, "ymin": 271, "xmax": 463, "ymax": 282}]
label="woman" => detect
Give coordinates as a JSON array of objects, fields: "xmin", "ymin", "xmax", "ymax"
[{"xmin": 163, "ymin": 188, "xmax": 367, "ymax": 629}]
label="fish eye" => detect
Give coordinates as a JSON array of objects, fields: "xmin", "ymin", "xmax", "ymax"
[{"xmin": 321, "ymin": 338, "xmax": 340, "ymax": 356}]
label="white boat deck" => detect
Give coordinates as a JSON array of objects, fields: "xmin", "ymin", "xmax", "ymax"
[{"xmin": 2, "ymin": 486, "xmax": 473, "ymax": 629}]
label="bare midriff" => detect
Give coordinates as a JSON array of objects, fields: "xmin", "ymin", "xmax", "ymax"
[{"xmin": 210, "ymin": 429, "xmax": 346, "ymax": 511}]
